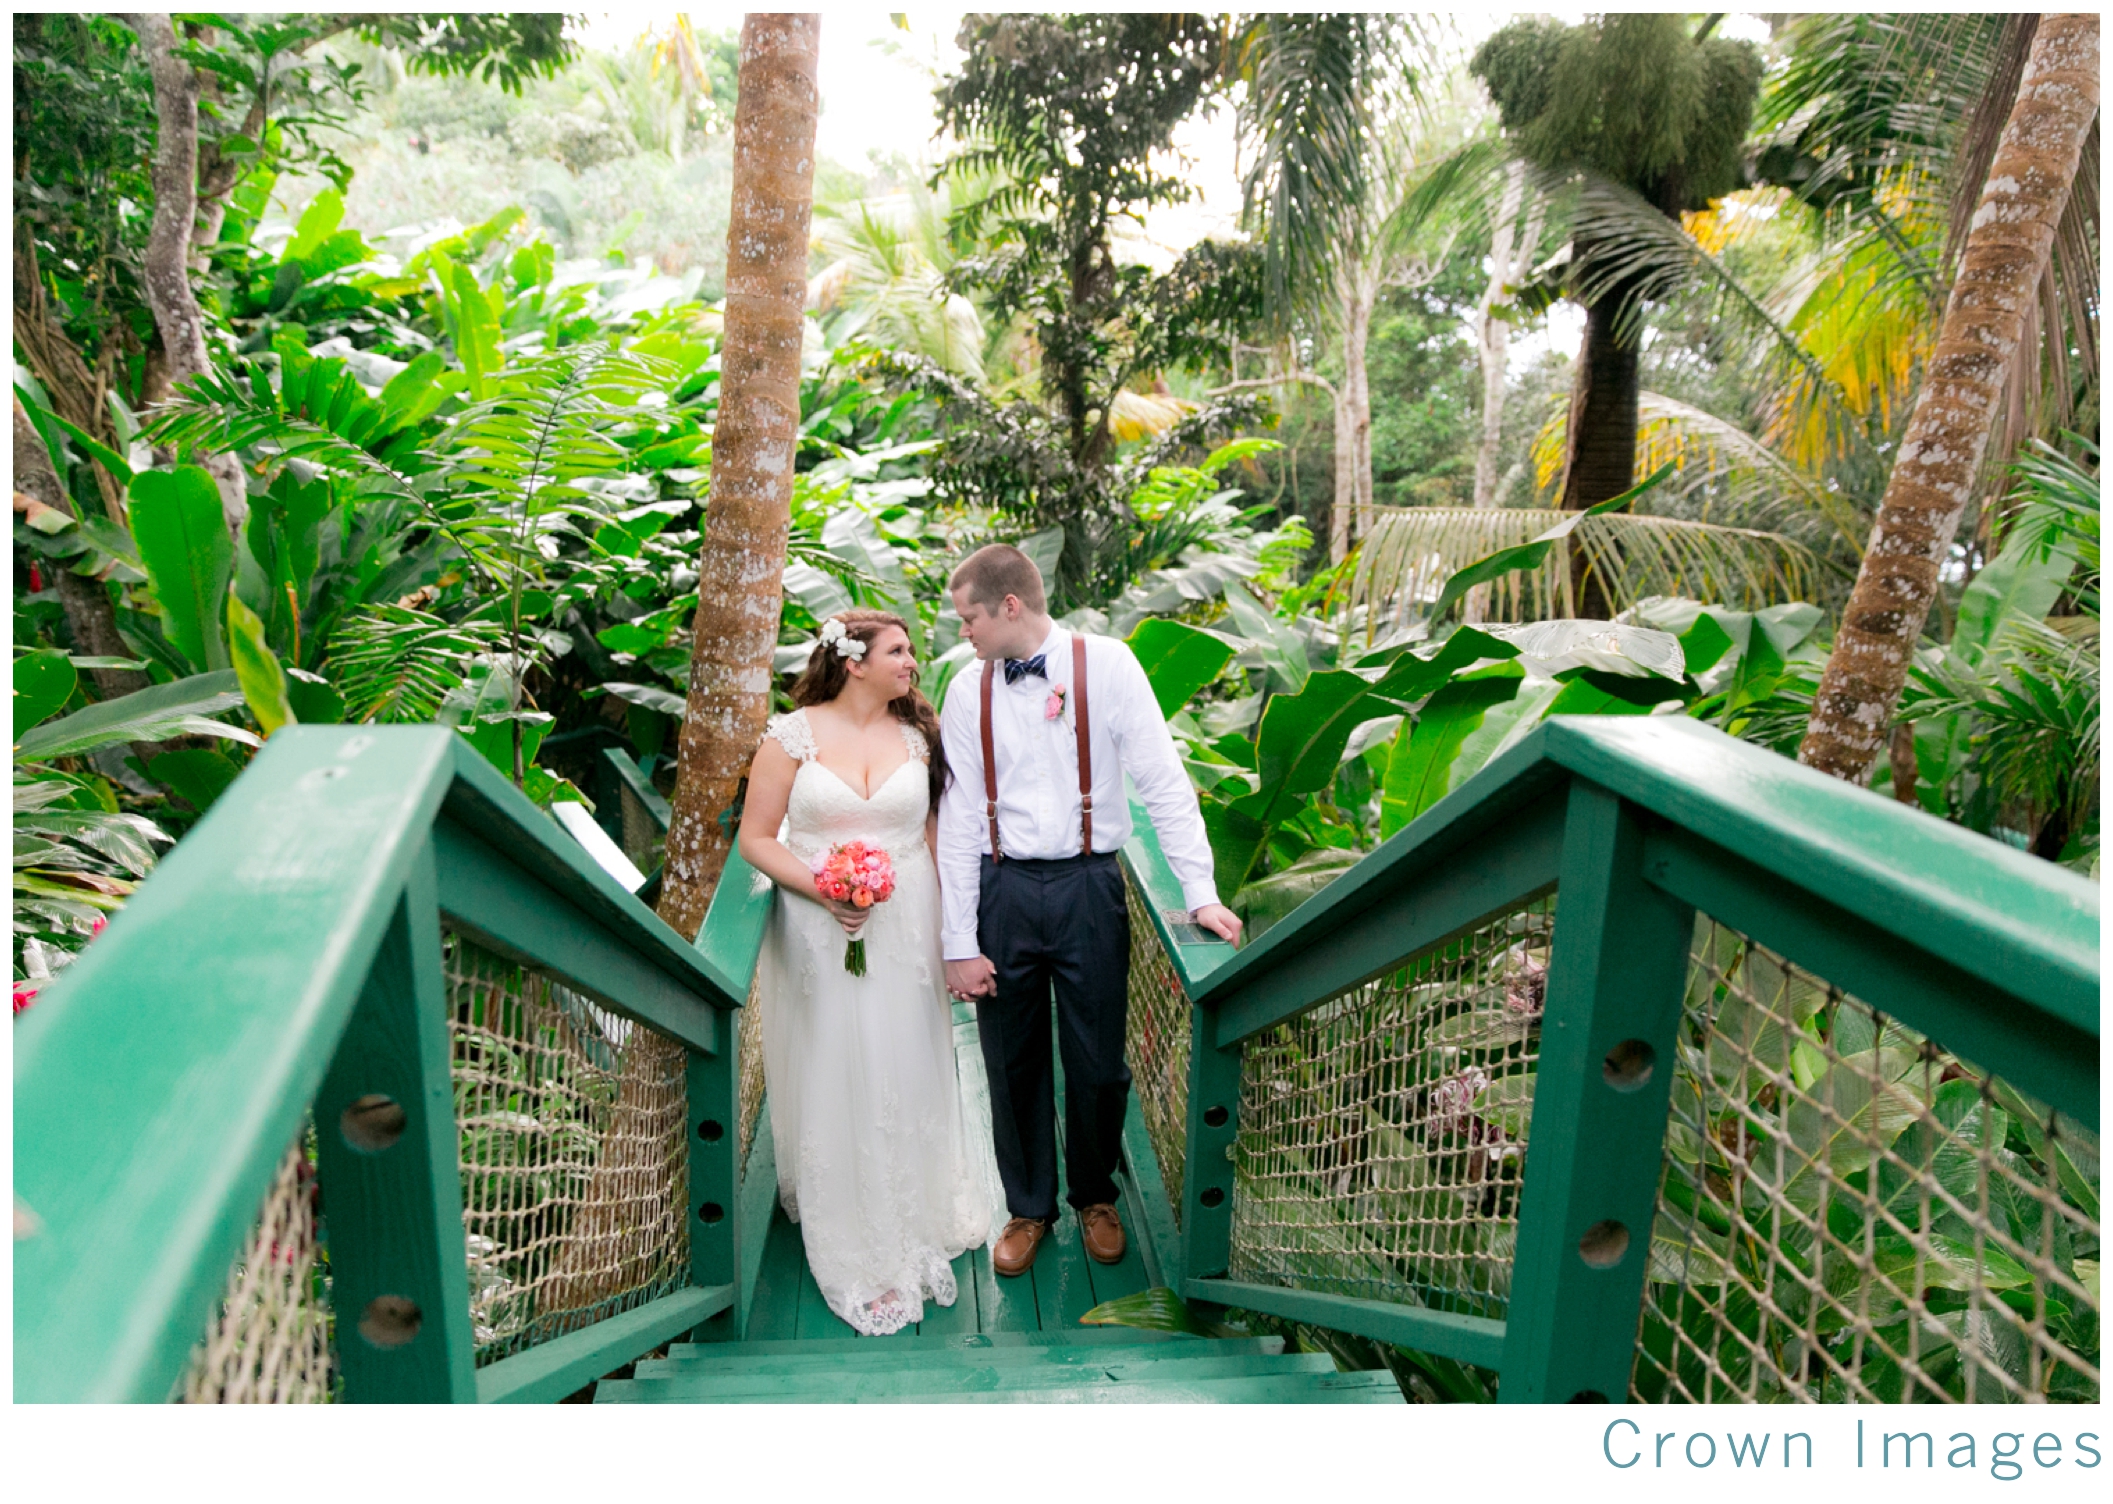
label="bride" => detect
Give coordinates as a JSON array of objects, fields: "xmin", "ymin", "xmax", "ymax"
[{"xmin": 737, "ymin": 609, "xmax": 1003, "ymax": 1336}]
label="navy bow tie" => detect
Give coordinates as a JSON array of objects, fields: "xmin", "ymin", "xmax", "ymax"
[{"xmin": 1003, "ymin": 654, "xmax": 1048, "ymax": 685}]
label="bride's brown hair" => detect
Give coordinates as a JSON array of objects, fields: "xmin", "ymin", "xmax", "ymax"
[{"xmin": 789, "ymin": 609, "xmax": 949, "ymax": 805}]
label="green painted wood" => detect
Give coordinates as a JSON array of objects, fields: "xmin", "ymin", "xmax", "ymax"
[
  {"xmin": 477, "ymin": 1284, "xmax": 733, "ymax": 1403},
  {"xmin": 439, "ymin": 742, "xmax": 745, "ymax": 1011},
  {"xmin": 1044, "ymin": 1037, "xmax": 1109, "ymax": 1333},
  {"xmin": 605, "ymin": 1349, "xmax": 1336, "ymax": 1400},
  {"xmin": 1185, "ymin": 1279, "xmax": 1508, "ymax": 1370},
  {"xmin": 743, "ymin": 1207, "xmax": 807, "ymax": 1343},
  {"xmin": 1539, "ymin": 717, "xmax": 2097, "ymax": 1020},
  {"xmin": 1644, "ymin": 826, "xmax": 2099, "ymax": 1127},
  {"xmin": 598, "ymin": 1363, "xmax": 1403, "ymax": 1404},
  {"xmin": 1210, "ymin": 803, "xmax": 1564, "ymax": 1046},
  {"xmin": 1179, "ymin": 1005, "xmax": 1242, "ymax": 1286},
  {"xmin": 14, "ymin": 726, "xmax": 458, "ymax": 1402},
  {"xmin": 975, "ymin": 1235, "xmax": 1040, "ymax": 1335},
  {"xmin": 311, "ymin": 842, "xmax": 479, "ymax": 1401},
  {"xmin": 433, "ymin": 819, "xmax": 720, "ymax": 1056},
  {"xmin": 1497, "ymin": 781, "xmax": 1697, "ymax": 1404},
  {"xmin": 734, "ymin": 1094, "xmax": 779, "ymax": 1335},
  {"xmin": 601, "ymin": 745, "xmax": 672, "ymax": 828},
  {"xmin": 1117, "ymin": 1094, "xmax": 1181, "ymax": 1291},
  {"xmin": 693, "ymin": 841, "xmax": 773, "ymax": 1008},
  {"xmin": 635, "ymin": 1335, "xmax": 1284, "ymax": 1378},
  {"xmin": 1181, "ymin": 716, "xmax": 2096, "ymax": 1034},
  {"xmin": 685, "ymin": 1045, "xmax": 741, "ymax": 1343},
  {"xmin": 1117, "ymin": 784, "xmax": 1242, "ymax": 996},
  {"xmin": 665, "ymin": 1327, "xmax": 1201, "ymax": 1359},
  {"xmin": 918, "ymin": 1251, "xmax": 982, "ymax": 1338},
  {"xmin": 794, "ymin": 1249, "xmax": 848, "ymax": 1339}
]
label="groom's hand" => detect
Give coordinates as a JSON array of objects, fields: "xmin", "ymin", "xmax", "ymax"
[
  {"xmin": 946, "ymin": 956, "xmax": 997, "ymax": 1000},
  {"xmin": 1192, "ymin": 903, "xmax": 1243, "ymax": 944}
]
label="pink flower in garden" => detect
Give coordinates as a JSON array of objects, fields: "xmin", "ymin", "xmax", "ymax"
[{"xmin": 13, "ymin": 980, "xmax": 42, "ymax": 1017}]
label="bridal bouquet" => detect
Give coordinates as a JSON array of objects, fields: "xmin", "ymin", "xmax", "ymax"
[{"xmin": 812, "ymin": 841, "xmax": 895, "ymax": 976}]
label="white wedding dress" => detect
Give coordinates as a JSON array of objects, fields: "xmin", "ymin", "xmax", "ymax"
[{"xmin": 754, "ymin": 708, "xmax": 1005, "ymax": 1336}]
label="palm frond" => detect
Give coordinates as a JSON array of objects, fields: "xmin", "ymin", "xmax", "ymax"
[
  {"xmin": 1234, "ymin": 13, "xmax": 1443, "ymax": 322},
  {"xmin": 1348, "ymin": 505, "xmax": 1819, "ymax": 628},
  {"xmin": 1564, "ymin": 172, "xmax": 1869, "ymax": 468},
  {"xmin": 1527, "ymin": 390, "xmax": 1867, "ymax": 566},
  {"xmin": 328, "ymin": 605, "xmax": 508, "ymax": 724}
]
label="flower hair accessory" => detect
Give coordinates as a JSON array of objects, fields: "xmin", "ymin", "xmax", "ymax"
[{"xmin": 819, "ymin": 618, "xmax": 867, "ymax": 662}]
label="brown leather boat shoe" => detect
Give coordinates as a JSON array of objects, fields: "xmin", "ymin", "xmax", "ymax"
[
  {"xmin": 1079, "ymin": 1203, "xmax": 1126, "ymax": 1265},
  {"xmin": 993, "ymin": 1216, "xmax": 1049, "ymax": 1278}
]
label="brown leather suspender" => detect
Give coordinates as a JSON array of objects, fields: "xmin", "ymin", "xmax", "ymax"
[
  {"xmin": 1073, "ymin": 634, "xmax": 1093, "ymax": 852},
  {"xmin": 978, "ymin": 635, "xmax": 1095, "ymax": 862},
  {"xmin": 980, "ymin": 662, "xmax": 1003, "ymax": 861}
]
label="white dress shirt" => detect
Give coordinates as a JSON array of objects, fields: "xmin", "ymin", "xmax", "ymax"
[{"xmin": 937, "ymin": 625, "xmax": 1220, "ymax": 961}]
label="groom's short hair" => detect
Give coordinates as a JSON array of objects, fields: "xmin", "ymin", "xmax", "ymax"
[{"xmin": 949, "ymin": 544, "xmax": 1047, "ymax": 613}]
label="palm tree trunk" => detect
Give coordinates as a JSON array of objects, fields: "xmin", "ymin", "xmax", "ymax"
[
  {"xmin": 130, "ymin": 13, "xmax": 248, "ymax": 533},
  {"xmin": 1344, "ymin": 263, "xmax": 1377, "ymax": 548},
  {"xmin": 1558, "ymin": 285, "xmax": 1639, "ymax": 619},
  {"xmin": 1799, "ymin": 15, "xmax": 2100, "ymax": 784},
  {"xmin": 1559, "ymin": 291, "xmax": 1641, "ymax": 512},
  {"xmin": 658, "ymin": 13, "xmax": 821, "ymax": 942},
  {"xmin": 1473, "ymin": 163, "xmax": 1543, "ymax": 510},
  {"xmin": 1468, "ymin": 163, "xmax": 1542, "ymax": 625},
  {"xmin": 1327, "ymin": 379, "xmax": 1355, "ymax": 565}
]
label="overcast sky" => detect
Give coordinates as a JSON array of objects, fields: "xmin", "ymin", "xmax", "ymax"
[{"xmin": 574, "ymin": 10, "xmax": 1776, "ymax": 368}]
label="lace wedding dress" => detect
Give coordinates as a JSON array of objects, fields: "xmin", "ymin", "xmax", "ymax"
[{"xmin": 754, "ymin": 708, "xmax": 1005, "ymax": 1336}]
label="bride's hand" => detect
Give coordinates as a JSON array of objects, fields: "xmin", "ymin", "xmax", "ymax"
[{"xmin": 813, "ymin": 886, "xmax": 870, "ymax": 935}]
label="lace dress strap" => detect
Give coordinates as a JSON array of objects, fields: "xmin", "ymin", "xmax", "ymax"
[
  {"xmin": 765, "ymin": 709, "xmax": 817, "ymax": 764},
  {"xmin": 898, "ymin": 720, "xmax": 930, "ymax": 763}
]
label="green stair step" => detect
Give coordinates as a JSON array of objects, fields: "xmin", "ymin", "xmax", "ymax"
[
  {"xmin": 636, "ymin": 1335, "xmax": 1285, "ymax": 1379},
  {"xmin": 666, "ymin": 1327, "xmax": 1198, "ymax": 1361},
  {"xmin": 601, "ymin": 1350, "xmax": 1335, "ymax": 1402},
  {"xmin": 598, "ymin": 1366, "xmax": 1404, "ymax": 1404}
]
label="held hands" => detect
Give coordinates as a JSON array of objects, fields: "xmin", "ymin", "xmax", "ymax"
[
  {"xmin": 946, "ymin": 956, "xmax": 997, "ymax": 1001},
  {"xmin": 1192, "ymin": 902, "xmax": 1243, "ymax": 944}
]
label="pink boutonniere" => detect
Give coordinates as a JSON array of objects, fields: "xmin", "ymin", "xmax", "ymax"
[{"xmin": 1045, "ymin": 684, "xmax": 1068, "ymax": 721}]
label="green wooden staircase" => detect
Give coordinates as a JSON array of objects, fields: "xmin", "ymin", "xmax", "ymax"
[
  {"xmin": 14, "ymin": 719, "xmax": 2097, "ymax": 1404},
  {"xmin": 596, "ymin": 1330, "xmax": 1401, "ymax": 1404}
]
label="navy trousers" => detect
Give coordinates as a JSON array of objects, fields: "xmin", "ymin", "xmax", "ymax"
[{"xmin": 975, "ymin": 851, "xmax": 1132, "ymax": 1221}]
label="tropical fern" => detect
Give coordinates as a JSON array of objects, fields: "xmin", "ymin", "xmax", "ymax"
[{"xmin": 329, "ymin": 606, "xmax": 509, "ymax": 724}]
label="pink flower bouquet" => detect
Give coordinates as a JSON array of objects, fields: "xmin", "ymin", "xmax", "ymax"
[{"xmin": 811, "ymin": 840, "xmax": 895, "ymax": 976}]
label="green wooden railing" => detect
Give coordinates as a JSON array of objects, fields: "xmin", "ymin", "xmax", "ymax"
[
  {"xmin": 14, "ymin": 726, "xmax": 771, "ymax": 1403},
  {"xmin": 1114, "ymin": 716, "xmax": 2099, "ymax": 1403},
  {"xmin": 15, "ymin": 715, "xmax": 2099, "ymax": 1403}
]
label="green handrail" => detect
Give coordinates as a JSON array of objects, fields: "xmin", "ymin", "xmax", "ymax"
[
  {"xmin": 15, "ymin": 726, "xmax": 751, "ymax": 1403},
  {"xmin": 1118, "ymin": 715, "xmax": 2098, "ymax": 1403}
]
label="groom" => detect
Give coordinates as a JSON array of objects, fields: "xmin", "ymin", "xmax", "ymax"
[{"xmin": 937, "ymin": 545, "xmax": 1241, "ymax": 1277}]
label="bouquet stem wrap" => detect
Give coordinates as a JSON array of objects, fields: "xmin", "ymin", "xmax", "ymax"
[{"xmin": 811, "ymin": 841, "xmax": 895, "ymax": 978}]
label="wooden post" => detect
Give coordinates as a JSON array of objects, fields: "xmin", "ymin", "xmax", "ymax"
[
  {"xmin": 1179, "ymin": 1003, "xmax": 1243, "ymax": 1290},
  {"xmin": 1498, "ymin": 779, "xmax": 1694, "ymax": 1402},
  {"xmin": 686, "ymin": 1012, "xmax": 742, "ymax": 1342},
  {"xmin": 312, "ymin": 843, "xmax": 478, "ymax": 1402}
]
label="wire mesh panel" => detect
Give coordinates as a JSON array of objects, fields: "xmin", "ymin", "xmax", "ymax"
[
  {"xmin": 1124, "ymin": 875, "xmax": 1193, "ymax": 1224},
  {"xmin": 179, "ymin": 1131, "xmax": 336, "ymax": 1403},
  {"xmin": 738, "ymin": 973, "xmax": 766, "ymax": 1172},
  {"xmin": 616, "ymin": 778, "xmax": 667, "ymax": 876},
  {"xmin": 447, "ymin": 933, "xmax": 690, "ymax": 1366},
  {"xmin": 1229, "ymin": 899, "xmax": 1554, "ymax": 1319},
  {"xmin": 1633, "ymin": 918, "xmax": 2102, "ymax": 1403}
]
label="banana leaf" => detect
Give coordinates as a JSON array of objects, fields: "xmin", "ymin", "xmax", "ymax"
[{"xmin": 15, "ymin": 670, "xmax": 249, "ymax": 761}]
